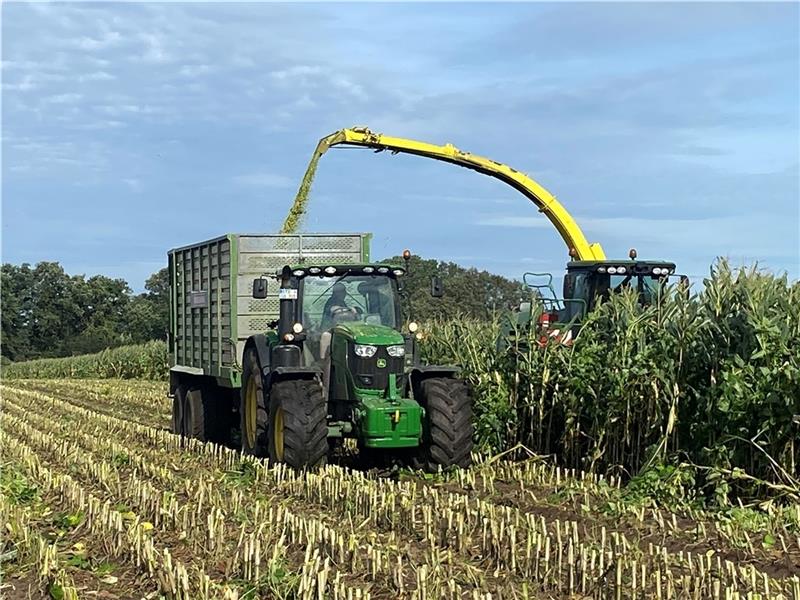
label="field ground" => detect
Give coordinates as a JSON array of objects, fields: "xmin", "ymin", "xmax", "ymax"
[{"xmin": 1, "ymin": 379, "xmax": 799, "ymax": 599}]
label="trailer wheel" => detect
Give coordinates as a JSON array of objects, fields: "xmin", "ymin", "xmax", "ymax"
[
  {"xmin": 415, "ymin": 378, "xmax": 473, "ymax": 470},
  {"xmin": 171, "ymin": 385, "xmax": 186, "ymax": 436},
  {"xmin": 184, "ymin": 388, "xmax": 208, "ymax": 442},
  {"xmin": 269, "ymin": 379, "xmax": 328, "ymax": 469},
  {"xmin": 240, "ymin": 348, "xmax": 269, "ymax": 456},
  {"xmin": 185, "ymin": 386, "xmax": 231, "ymax": 444}
]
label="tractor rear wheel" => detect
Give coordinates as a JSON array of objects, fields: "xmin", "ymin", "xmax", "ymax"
[
  {"xmin": 171, "ymin": 385, "xmax": 186, "ymax": 436},
  {"xmin": 416, "ymin": 378, "xmax": 473, "ymax": 470},
  {"xmin": 240, "ymin": 348, "xmax": 269, "ymax": 456},
  {"xmin": 269, "ymin": 379, "xmax": 328, "ymax": 468}
]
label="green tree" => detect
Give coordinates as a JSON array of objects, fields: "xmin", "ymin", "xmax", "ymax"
[
  {"xmin": 70, "ymin": 274, "xmax": 132, "ymax": 354},
  {"xmin": 382, "ymin": 255, "xmax": 527, "ymax": 321},
  {"xmin": 1, "ymin": 262, "xmax": 167, "ymax": 360},
  {"xmin": 126, "ymin": 267, "xmax": 169, "ymax": 342},
  {"xmin": 1, "ymin": 263, "xmax": 34, "ymax": 361},
  {"xmin": 26, "ymin": 262, "xmax": 85, "ymax": 358}
]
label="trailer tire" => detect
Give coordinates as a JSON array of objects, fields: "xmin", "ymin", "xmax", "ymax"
[
  {"xmin": 415, "ymin": 378, "xmax": 473, "ymax": 471},
  {"xmin": 269, "ymin": 379, "xmax": 328, "ymax": 469},
  {"xmin": 240, "ymin": 348, "xmax": 269, "ymax": 457},
  {"xmin": 171, "ymin": 385, "xmax": 186, "ymax": 436},
  {"xmin": 184, "ymin": 388, "xmax": 208, "ymax": 442}
]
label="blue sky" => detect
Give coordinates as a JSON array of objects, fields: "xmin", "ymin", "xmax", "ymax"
[{"xmin": 3, "ymin": 1, "xmax": 798, "ymax": 291}]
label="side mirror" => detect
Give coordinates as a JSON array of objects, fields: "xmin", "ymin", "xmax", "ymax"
[
  {"xmin": 252, "ymin": 277, "xmax": 269, "ymax": 299},
  {"xmin": 431, "ymin": 276, "xmax": 443, "ymax": 298}
]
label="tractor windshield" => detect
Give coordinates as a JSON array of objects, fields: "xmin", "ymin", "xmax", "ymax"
[{"xmin": 302, "ymin": 274, "xmax": 400, "ymax": 332}]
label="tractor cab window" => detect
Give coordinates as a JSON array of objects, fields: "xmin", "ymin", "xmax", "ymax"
[{"xmin": 301, "ymin": 274, "xmax": 399, "ymax": 333}]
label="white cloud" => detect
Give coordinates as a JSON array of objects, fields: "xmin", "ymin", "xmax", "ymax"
[
  {"xmin": 2, "ymin": 75, "xmax": 37, "ymax": 92},
  {"xmin": 78, "ymin": 71, "xmax": 115, "ymax": 82},
  {"xmin": 99, "ymin": 104, "xmax": 162, "ymax": 116},
  {"xmin": 270, "ymin": 65, "xmax": 323, "ymax": 81},
  {"xmin": 233, "ymin": 172, "xmax": 295, "ymax": 188},
  {"xmin": 179, "ymin": 64, "xmax": 212, "ymax": 78},
  {"xmin": 123, "ymin": 178, "xmax": 142, "ymax": 191},
  {"xmin": 44, "ymin": 93, "xmax": 83, "ymax": 104},
  {"xmin": 74, "ymin": 31, "xmax": 122, "ymax": 50},
  {"xmin": 269, "ymin": 64, "xmax": 368, "ymax": 101},
  {"xmin": 134, "ymin": 32, "xmax": 171, "ymax": 64}
]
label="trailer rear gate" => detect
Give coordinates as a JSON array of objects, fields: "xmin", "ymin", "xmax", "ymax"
[{"xmin": 169, "ymin": 233, "xmax": 371, "ymax": 387}]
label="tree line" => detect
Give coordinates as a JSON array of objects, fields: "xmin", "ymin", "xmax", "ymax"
[
  {"xmin": 1, "ymin": 263, "xmax": 169, "ymax": 362},
  {"xmin": 1, "ymin": 257, "xmax": 527, "ymax": 363}
]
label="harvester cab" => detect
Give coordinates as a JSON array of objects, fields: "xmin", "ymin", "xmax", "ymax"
[
  {"xmin": 243, "ymin": 258, "xmax": 473, "ymax": 470},
  {"xmin": 504, "ymin": 251, "xmax": 679, "ymax": 348}
]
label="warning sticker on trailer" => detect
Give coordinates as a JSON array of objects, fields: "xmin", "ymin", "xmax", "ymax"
[{"xmin": 279, "ymin": 288, "xmax": 298, "ymax": 300}]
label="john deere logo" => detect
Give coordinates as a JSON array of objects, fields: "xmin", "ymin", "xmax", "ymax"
[{"xmin": 376, "ymin": 358, "xmax": 387, "ymax": 368}]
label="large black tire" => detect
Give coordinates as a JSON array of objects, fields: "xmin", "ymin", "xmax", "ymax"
[
  {"xmin": 269, "ymin": 379, "xmax": 328, "ymax": 469},
  {"xmin": 184, "ymin": 388, "xmax": 210, "ymax": 442},
  {"xmin": 171, "ymin": 385, "xmax": 186, "ymax": 436},
  {"xmin": 240, "ymin": 348, "xmax": 269, "ymax": 456},
  {"xmin": 416, "ymin": 378, "xmax": 473, "ymax": 470},
  {"xmin": 185, "ymin": 386, "xmax": 231, "ymax": 444}
]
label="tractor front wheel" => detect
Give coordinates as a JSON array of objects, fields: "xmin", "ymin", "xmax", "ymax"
[
  {"xmin": 416, "ymin": 378, "xmax": 473, "ymax": 470},
  {"xmin": 269, "ymin": 379, "xmax": 328, "ymax": 468},
  {"xmin": 240, "ymin": 348, "xmax": 269, "ymax": 456}
]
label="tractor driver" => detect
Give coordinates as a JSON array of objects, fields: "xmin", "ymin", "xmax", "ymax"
[{"xmin": 321, "ymin": 282, "xmax": 359, "ymax": 330}]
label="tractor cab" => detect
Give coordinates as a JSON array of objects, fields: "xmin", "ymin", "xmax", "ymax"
[{"xmin": 253, "ymin": 263, "xmax": 412, "ymax": 380}]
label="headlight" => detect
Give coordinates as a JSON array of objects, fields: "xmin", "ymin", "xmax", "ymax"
[
  {"xmin": 598, "ymin": 266, "xmax": 607, "ymax": 273},
  {"xmin": 324, "ymin": 266, "xmax": 337, "ymax": 275},
  {"xmin": 308, "ymin": 267, "xmax": 321, "ymax": 274},
  {"xmin": 363, "ymin": 266, "xmax": 374, "ymax": 273},
  {"xmin": 377, "ymin": 266, "xmax": 389, "ymax": 274},
  {"xmin": 386, "ymin": 345, "xmax": 405, "ymax": 357},
  {"xmin": 653, "ymin": 267, "xmax": 662, "ymax": 275},
  {"xmin": 408, "ymin": 321, "xmax": 419, "ymax": 333},
  {"xmin": 292, "ymin": 322, "xmax": 304, "ymax": 334},
  {"xmin": 617, "ymin": 266, "xmax": 627, "ymax": 274},
  {"xmin": 608, "ymin": 267, "xmax": 618, "ymax": 274},
  {"xmin": 392, "ymin": 269, "xmax": 404, "ymax": 276},
  {"xmin": 292, "ymin": 269, "xmax": 305, "ymax": 277},
  {"xmin": 354, "ymin": 344, "xmax": 377, "ymax": 358}
]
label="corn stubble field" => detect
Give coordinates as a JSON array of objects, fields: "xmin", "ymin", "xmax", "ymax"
[
  {"xmin": 1, "ymin": 378, "xmax": 798, "ymax": 599},
  {"xmin": 2, "ymin": 264, "xmax": 800, "ymax": 599}
]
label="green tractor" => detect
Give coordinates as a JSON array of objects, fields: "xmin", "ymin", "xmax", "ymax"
[{"xmin": 239, "ymin": 260, "xmax": 473, "ymax": 469}]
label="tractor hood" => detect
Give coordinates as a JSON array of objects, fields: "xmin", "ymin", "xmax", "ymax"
[{"xmin": 333, "ymin": 322, "xmax": 404, "ymax": 345}]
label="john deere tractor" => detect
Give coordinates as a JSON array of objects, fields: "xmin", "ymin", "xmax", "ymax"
[{"xmin": 239, "ymin": 260, "xmax": 473, "ymax": 469}]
